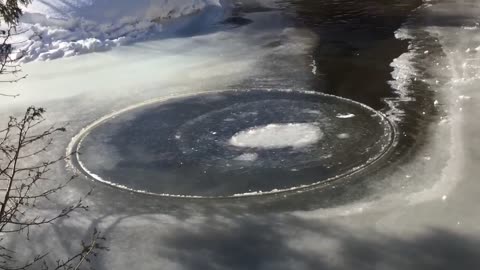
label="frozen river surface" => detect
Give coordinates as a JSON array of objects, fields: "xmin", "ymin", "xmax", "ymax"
[{"xmin": 2, "ymin": 0, "xmax": 480, "ymax": 269}]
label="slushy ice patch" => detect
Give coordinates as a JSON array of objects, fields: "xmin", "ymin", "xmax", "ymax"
[{"xmin": 72, "ymin": 90, "xmax": 396, "ymax": 197}]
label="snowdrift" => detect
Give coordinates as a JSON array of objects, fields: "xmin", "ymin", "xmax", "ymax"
[{"xmin": 14, "ymin": 0, "xmax": 226, "ymax": 61}]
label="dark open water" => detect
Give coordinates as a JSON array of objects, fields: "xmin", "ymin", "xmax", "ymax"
[
  {"xmin": 234, "ymin": 0, "xmax": 423, "ymax": 109},
  {"xmin": 284, "ymin": 0, "xmax": 422, "ymax": 109}
]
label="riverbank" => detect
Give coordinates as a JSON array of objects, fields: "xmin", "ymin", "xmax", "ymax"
[{"xmin": 10, "ymin": 0, "xmax": 231, "ymax": 62}]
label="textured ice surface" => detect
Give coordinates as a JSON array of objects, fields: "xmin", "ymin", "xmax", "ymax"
[
  {"xmin": 229, "ymin": 123, "xmax": 323, "ymax": 149},
  {"xmin": 72, "ymin": 90, "xmax": 395, "ymax": 197}
]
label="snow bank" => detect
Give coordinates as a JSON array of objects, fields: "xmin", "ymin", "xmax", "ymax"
[{"xmin": 13, "ymin": 0, "xmax": 226, "ymax": 61}]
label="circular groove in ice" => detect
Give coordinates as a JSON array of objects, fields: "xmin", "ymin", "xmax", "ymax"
[
  {"xmin": 229, "ymin": 123, "xmax": 323, "ymax": 149},
  {"xmin": 68, "ymin": 89, "xmax": 397, "ymax": 198}
]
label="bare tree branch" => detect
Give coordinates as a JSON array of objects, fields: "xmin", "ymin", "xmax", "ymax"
[
  {"xmin": 0, "ymin": 4, "xmax": 107, "ymax": 269},
  {"xmin": 0, "ymin": 22, "xmax": 28, "ymax": 97},
  {"xmin": 0, "ymin": 107, "xmax": 107, "ymax": 270}
]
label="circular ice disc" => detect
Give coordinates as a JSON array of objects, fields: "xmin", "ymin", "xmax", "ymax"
[{"xmin": 71, "ymin": 90, "xmax": 395, "ymax": 198}]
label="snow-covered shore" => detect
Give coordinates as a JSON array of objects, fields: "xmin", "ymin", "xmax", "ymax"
[{"xmin": 12, "ymin": 0, "xmax": 228, "ymax": 62}]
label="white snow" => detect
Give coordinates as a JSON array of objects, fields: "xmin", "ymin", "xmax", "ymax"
[
  {"xmin": 24, "ymin": 0, "xmax": 221, "ymax": 23},
  {"xmin": 11, "ymin": 0, "xmax": 227, "ymax": 62},
  {"xmin": 229, "ymin": 123, "xmax": 323, "ymax": 149}
]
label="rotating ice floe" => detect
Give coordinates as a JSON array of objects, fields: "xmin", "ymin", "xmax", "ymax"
[{"xmin": 70, "ymin": 90, "xmax": 396, "ymax": 198}]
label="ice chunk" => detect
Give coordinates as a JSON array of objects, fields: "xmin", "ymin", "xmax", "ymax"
[
  {"xmin": 229, "ymin": 123, "xmax": 323, "ymax": 149},
  {"xmin": 336, "ymin": 113, "xmax": 355, "ymax": 119},
  {"xmin": 234, "ymin": 153, "xmax": 259, "ymax": 161}
]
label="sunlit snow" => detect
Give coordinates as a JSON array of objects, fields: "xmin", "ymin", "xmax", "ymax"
[{"xmin": 13, "ymin": 0, "xmax": 226, "ymax": 61}]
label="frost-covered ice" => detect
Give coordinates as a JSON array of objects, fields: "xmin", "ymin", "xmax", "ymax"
[
  {"xmin": 229, "ymin": 123, "xmax": 323, "ymax": 149},
  {"xmin": 12, "ymin": 0, "xmax": 227, "ymax": 61},
  {"xmin": 385, "ymin": 26, "xmax": 418, "ymax": 122}
]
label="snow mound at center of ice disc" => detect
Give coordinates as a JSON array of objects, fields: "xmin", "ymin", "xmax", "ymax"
[{"xmin": 229, "ymin": 123, "xmax": 323, "ymax": 149}]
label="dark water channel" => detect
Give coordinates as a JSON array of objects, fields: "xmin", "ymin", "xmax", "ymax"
[{"xmin": 234, "ymin": 0, "xmax": 423, "ymax": 109}]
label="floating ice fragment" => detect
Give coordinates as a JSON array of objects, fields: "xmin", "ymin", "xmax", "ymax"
[
  {"xmin": 310, "ymin": 59, "xmax": 317, "ymax": 75},
  {"xmin": 336, "ymin": 113, "xmax": 355, "ymax": 119},
  {"xmin": 234, "ymin": 153, "xmax": 258, "ymax": 161}
]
